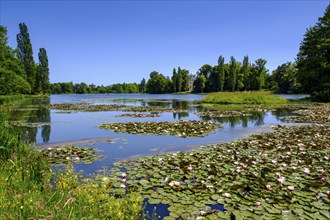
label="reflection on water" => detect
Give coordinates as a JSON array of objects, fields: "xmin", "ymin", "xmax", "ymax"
[{"xmin": 1, "ymin": 94, "xmax": 299, "ymax": 174}]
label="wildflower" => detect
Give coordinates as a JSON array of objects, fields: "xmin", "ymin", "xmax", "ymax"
[
  {"xmin": 224, "ymin": 193, "xmax": 231, "ymax": 198},
  {"xmin": 303, "ymin": 168, "xmax": 310, "ymax": 175},
  {"xmin": 288, "ymin": 186, "xmax": 295, "ymax": 191},
  {"xmin": 266, "ymin": 184, "xmax": 272, "ymax": 190},
  {"xmin": 121, "ymin": 173, "xmax": 127, "ymax": 178},
  {"xmin": 255, "ymin": 201, "xmax": 261, "ymax": 207}
]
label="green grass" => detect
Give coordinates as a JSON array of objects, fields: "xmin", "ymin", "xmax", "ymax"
[
  {"xmin": 202, "ymin": 91, "xmax": 288, "ymax": 104},
  {"xmin": 0, "ymin": 113, "xmax": 144, "ymax": 219}
]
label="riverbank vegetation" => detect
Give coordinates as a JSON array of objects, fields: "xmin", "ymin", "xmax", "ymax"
[{"xmin": 0, "ymin": 114, "xmax": 144, "ymax": 219}]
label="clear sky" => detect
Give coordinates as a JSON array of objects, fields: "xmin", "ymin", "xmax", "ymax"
[{"xmin": 1, "ymin": 0, "xmax": 329, "ymax": 85}]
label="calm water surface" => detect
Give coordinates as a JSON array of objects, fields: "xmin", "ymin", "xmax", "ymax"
[{"xmin": 6, "ymin": 94, "xmax": 296, "ymax": 174}]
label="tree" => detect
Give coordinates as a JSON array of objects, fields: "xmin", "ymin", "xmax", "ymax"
[
  {"xmin": 146, "ymin": 71, "xmax": 170, "ymax": 94},
  {"xmin": 242, "ymin": 56, "xmax": 251, "ymax": 90},
  {"xmin": 253, "ymin": 58, "xmax": 268, "ymax": 90},
  {"xmin": 171, "ymin": 68, "xmax": 177, "ymax": 92},
  {"xmin": 272, "ymin": 62, "xmax": 300, "ymax": 93},
  {"xmin": 229, "ymin": 56, "xmax": 237, "ymax": 91},
  {"xmin": 218, "ymin": 56, "xmax": 225, "ymax": 91},
  {"xmin": 17, "ymin": 23, "xmax": 36, "ymax": 93},
  {"xmin": 0, "ymin": 25, "xmax": 31, "ymax": 94},
  {"xmin": 177, "ymin": 67, "xmax": 182, "ymax": 92},
  {"xmin": 36, "ymin": 48, "xmax": 50, "ymax": 94},
  {"xmin": 296, "ymin": 4, "xmax": 330, "ymax": 101},
  {"xmin": 193, "ymin": 74, "xmax": 206, "ymax": 93},
  {"xmin": 180, "ymin": 68, "xmax": 189, "ymax": 92},
  {"xmin": 139, "ymin": 78, "xmax": 146, "ymax": 93}
]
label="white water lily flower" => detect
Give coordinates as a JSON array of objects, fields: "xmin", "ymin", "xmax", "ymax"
[
  {"xmin": 47, "ymin": 147, "xmax": 52, "ymax": 151},
  {"xmin": 66, "ymin": 156, "xmax": 70, "ymax": 160},
  {"xmin": 224, "ymin": 193, "xmax": 231, "ymax": 198},
  {"xmin": 75, "ymin": 157, "xmax": 80, "ymax": 161},
  {"xmin": 120, "ymin": 184, "xmax": 126, "ymax": 188},
  {"xmin": 303, "ymin": 168, "xmax": 310, "ymax": 174},
  {"xmin": 121, "ymin": 173, "xmax": 127, "ymax": 178},
  {"xmin": 319, "ymin": 168, "xmax": 325, "ymax": 173},
  {"xmin": 266, "ymin": 184, "xmax": 272, "ymax": 190},
  {"xmin": 102, "ymin": 177, "xmax": 109, "ymax": 182},
  {"xmin": 288, "ymin": 186, "xmax": 294, "ymax": 191},
  {"xmin": 324, "ymin": 156, "xmax": 329, "ymax": 160},
  {"xmin": 169, "ymin": 181, "xmax": 174, "ymax": 187},
  {"xmin": 278, "ymin": 176, "xmax": 285, "ymax": 184},
  {"xmin": 187, "ymin": 165, "xmax": 193, "ymax": 171}
]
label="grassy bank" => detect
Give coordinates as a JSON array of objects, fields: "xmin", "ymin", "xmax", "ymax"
[
  {"xmin": 0, "ymin": 114, "xmax": 144, "ymax": 219},
  {"xmin": 202, "ymin": 91, "xmax": 288, "ymax": 104},
  {"xmin": 0, "ymin": 95, "xmax": 29, "ymax": 105}
]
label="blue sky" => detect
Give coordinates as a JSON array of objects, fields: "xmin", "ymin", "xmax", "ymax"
[{"xmin": 1, "ymin": 0, "xmax": 329, "ymax": 85}]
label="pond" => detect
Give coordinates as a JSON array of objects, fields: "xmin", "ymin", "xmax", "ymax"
[{"xmin": 4, "ymin": 94, "xmax": 296, "ymax": 175}]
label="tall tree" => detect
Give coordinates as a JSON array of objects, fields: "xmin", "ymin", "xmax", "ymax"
[
  {"xmin": 36, "ymin": 48, "xmax": 50, "ymax": 94},
  {"xmin": 272, "ymin": 62, "xmax": 300, "ymax": 93},
  {"xmin": 177, "ymin": 67, "xmax": 182, "ymax": 92},
  {"xmin": 296, "ymin": 4, "xmax": 330, "ymax": 101},
  {"xmin": 0, "ymin": 25, "xmax": 31, "ymax": 94},
  {"xmin": 229, "ymin": 56, "xmax": 237, "ymax": 91},
  {"xmin": 253, "ymin": 58, "xmax": 268, "ymax": 90},
  {"xmin": 180, "ymin": 69, "xmax": 189, "ymax": 92},
  {"xmin": 139, "ymin": 78, "xmax": 146, "ymax": 93},
  {"xmin": 242, "ymin": 56, "xmax": 251, "ymax": 90},
  {"xmin": 171, "ymin": 68, "xmax": 177, "ymax": 92},
  {"xmin": 17, "ymin": 23, "xmax": 36, "ymax": 93},
  {"xmin": 218, "ymin": 55, "xmax": 225, "ymax": 91}
]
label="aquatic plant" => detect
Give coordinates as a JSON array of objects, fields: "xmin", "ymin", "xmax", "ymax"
[
  {"xmin": 110, "ymin": 124, "xmax": 330, "ymax": 219},
  {"xmin": 116, "ymin": 113, "xmax": 161, "ymax": 118},
  {"xmin": 99, "ymin": 120, "xmax": 221, "ymax": 138}
]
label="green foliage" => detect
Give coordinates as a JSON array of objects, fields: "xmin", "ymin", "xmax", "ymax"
[
  {"xmin": 272, "ymin": 62, "xmax": 301, "ymax": 93},
  {"xmin": 17, "ymin": 23, "xmax": 36, "ymax": 94},
  {"xmin": 218, "ymin": 55, "xmax": 225, "ymax": 91},
  {"xmin": 146, "ymin": 71, "xmax": 171, "ymax": 94},
  {"xmin": 36, "ymin": 48, "xmax": 50, "ymax": 94},
  {"xmin": 296, "ymin": 4, "xmax": 330, "ymax": 101},
  {"xmin": 193, "ymin": 74, "xmax": 206, "ymax": 92},
  {"xmin": 202, "ymin": 91, "xmax": 288, "ymax": 104}
]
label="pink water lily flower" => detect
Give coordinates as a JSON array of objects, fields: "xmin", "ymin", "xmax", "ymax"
[
  {"xmin": 278, "ymin": 176, "xmax": 285, "ymax": 184},
  {"xmin": 255, "ymin": 201, "xmax": 261, "ymax": 207},
  {"xmin": 187, "ymin": 165, "xmax": 193, "ymax": 171}
]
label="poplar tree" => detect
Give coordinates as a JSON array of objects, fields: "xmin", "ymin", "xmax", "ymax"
[
  {"xmin": 229, "ymin": 56, "xmax": 237, "ymax": 91},
  {"xmin": 17, "ymin": 23, "xmax": 36, "ymax": 93},
  {"xmin": 171, "ymin": 68, "xmax": 177, "ymax": 92},
  {"xmin": 242, "ymin": 56, "xmax": 250, "ymax": 90},
  {"xmin": 36, "ymin": 48, "xmax": 50, "ymax": 94},
  {"xmin": 218, "ymin": 55, "xmax": 225, "ymax": 91}
]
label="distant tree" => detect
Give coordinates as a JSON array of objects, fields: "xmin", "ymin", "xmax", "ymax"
[
  {"xmin": 180, "ymin": 68, "xmax": 189, "ymax": 92},
  {"xmin": 242, "ymin": 56, "xmax": 251, "ymax": 90},
  {"xmin": 197, "ymin": 64, "xmax": 212, "ymax": 92},
  {"xmin": 171, "ymin": 68, "xmax": 177, "ymax": 92},
  {"xmin": 146, "ymin": 71, "xmax": 170, "ymax": 94},
  {"xmin": 36, "ymin": 48, "xmax": 50, "ymax": 94},
  {"xmin": 111, "ymin": 83, "xmax": 124, "ymax": 93},
  {"xmin": 229, "ymin": 56, "xmax": 237, "ymax": 91},
  {"xmin": 236, "ymin": 62, "xmax": 244, "ymax": 91},
  {"xmin": 218, "ymin": 55, "xmax": 225, "ymax": 91},
  {"xmin": 74, "ymin": 82, "xmax": 90, "ymax": 94},
  {"xmin": 177, "ymin": 67, "xmax": 182, "ymax": 92},
  {"xmin": 139, "ymin": 78, "xmax": 146, "ymax": 93},
  {"xmin": 296, "ymin": 4, "xmax": 330, "ymax": 101},
  {"xmin": 17, "ymin": 23, "xmax": 36, "ymax": 93},
  {"xmin": 193, "ymin": 74, "xmax": 206, "ymax": 93},
  {"xmin": 272, "ymin": 62, "xmax": 300, "ymax": 93},
  {"xmin": 252, "ymin": 58, "xmax": 268, "ymax": 90}
]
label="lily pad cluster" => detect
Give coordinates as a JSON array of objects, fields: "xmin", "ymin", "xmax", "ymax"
[
  {"xmin": 110, "ymin": 124, "xmax": 330, "ymax": 219},
  {"xmin": 116, "ymin": 113, "xmax": 160, "ymax": 118},
  {"xmin": 39, "ymin": 146, "xmax": 103, "ymax": 165},
  {"xmin": 283, "ymin": 104, "xmax": 330, "ymax": 123},
  {"xmin": 46, "ymin": 103, "xmax": 127, "ymax": 112},
  {"xmin": 123, "ymin": 106, "xmax": 188, "ymax": 113},
  {"xmin": 195, "ymin": 111, "xmax": 251, "ymax": 118},
  {"xmin": 99, "ymin": 120, "xmax": 221, "ymax": 138}
]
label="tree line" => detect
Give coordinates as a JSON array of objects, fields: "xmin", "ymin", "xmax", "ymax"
[{"xmin": 0, "ymin": 23, "xmax": 50, "ymax": 95}]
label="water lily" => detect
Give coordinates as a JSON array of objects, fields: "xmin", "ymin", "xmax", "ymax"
[
  {"xmin": 271, "ymin": 160, "xmax": 277, "ymax": 164},
  {"xmin": 187, "ymin": 165, "xmax": 193, "ymax": 171},
  {"xmin": 120, "ymin": 184, "xmax": 126, "ymax": 188},
  {"xmin": 266, "ymin": 184, "xmax": 272, "ymax": 190},
  {"xmin": 288, "ymin": 186, "xmax": 295, "ymax": 191},
  {"xmin": 327, "ymin": 191, "xmax": 330, "ymax": 196},
  {"xmin": 316, "ymin": 195, "xmax": 321, "ymax": 200},
  {"xmin": 235, "ymin": 167, "xmax": 241, "ymax": 173},
  {"xmin": 66, "ymin": 156, "xmax": 70, "ymax": 160},
  {"xmin": 75, "ymin": 157, "xmax": 80, "ymax": 161},
  {"xmin": 102, "ymin": 177, "xmax": 108, "ymax": 182},
  {"xmin": 320, "ymin": 168, "xmax": 326, "ymax": 173},
  {"xmin": 121, "ymin": 178, "xmax": 126, "ymax": 183},
  {"xmin": 303, "ymin": 168, "xmax": 310, "ymax": 175},
  {"xmin": 121, "ymin": 173, "xmax": 127, "ymax": 178},
  {"xmin": 206, "ymin": 185, "xmax": 213, "ymax": 189},
  {"xmin": 255, "ymin": 201, "xmax": 261, "ymax": 207},
  {"xmin": 277, "ymin": 176, "xmax": 285, "ymax": 184},
  {"xmin": 47, "ymin": 147, "xmax": 52, "ymax": 151},
  {"xmin": 324, "ymin": 156, "xmax": 329, "ymax": 160},
  {"xmin": 224, "ymin": 193, "xmax": 231, "ymax": 198}
]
